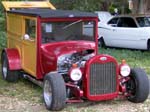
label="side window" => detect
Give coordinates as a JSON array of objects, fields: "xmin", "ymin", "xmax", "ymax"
[
  {"xmin": 25, "ymin": 19, "xmax": 36, "ymax": 38},
  {"xmin": 117, "ymin": 17, "xmax": 137, "ymax": 28},
  {"xmin": 83, "ymin": 21, "xmax": 94, "ymax": 36},
  {"xmin": 136, "ymin": 17, "xmax": 150, "ymax": 27},
  {"xmin": 108, "ymin": 18, "xmax": 119, "ymax": 27},
  {"xmin": 41, "ymin": 23, "xmax": 54, "ymax": 43}
]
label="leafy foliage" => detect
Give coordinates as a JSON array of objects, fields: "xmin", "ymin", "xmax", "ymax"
[
  {"xmin": 0, "ymin": 16, "xmax": 6, "ymax": 49},
  {"xmin": 49, "ymin": 0, "xmax": 99, "ymax": 11},
  {"xmin": 0, "ymin": 0, "xmax": 130, "ymax": 14},
  {"xmin": 0, "ymin": 2, "xmax": 4, "ymax": 17},
  {"xmin": 99, "ymin": 48, "xmax": 150, "ymax": 74},
  {"xmin": 50, "ymin": 0, "xmax": 130, "ymax": 13},
  {"xmin": 0, "ymin": 31, "xmax": 6, "ymax": 49}
]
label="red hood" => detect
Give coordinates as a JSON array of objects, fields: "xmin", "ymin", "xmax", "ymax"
[
  {"xmin": 41, "ymin": 41, "xmax": 95, "ymax": 57},
  {"xmin": 41, "ymin": 41, "xmax": 95, "ymax": 74}
]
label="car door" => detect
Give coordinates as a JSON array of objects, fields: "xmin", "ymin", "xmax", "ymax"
[
  {"xmin": 112, "ymin": 17, "xmax": 146, "ymax": 49},
  {"xmin": 99, "ymin": 17, "xmax": 119, "ymax": 46},
  {"xmin": 21, "ymin": 17, "xmax": 37, "ymax": 77}
]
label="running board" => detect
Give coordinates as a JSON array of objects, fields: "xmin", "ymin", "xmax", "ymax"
[{"xmin": 23, "ymin": 74, "xmax": 43, "ymax": 88}]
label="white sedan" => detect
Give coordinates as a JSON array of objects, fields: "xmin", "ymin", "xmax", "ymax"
[{"xmin": 99, "ymin": 15, "xmax": 150, "ymax": 50}]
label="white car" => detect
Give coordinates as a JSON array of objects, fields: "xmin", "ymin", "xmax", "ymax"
[{"xmin": 99, "ymin": 15, "xmax": 150, "ymax": 50}]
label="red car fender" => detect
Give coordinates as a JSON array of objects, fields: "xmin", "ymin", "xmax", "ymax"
[{"xmin": 3, "ymin": 48, "xmax": 21, "ymax": 70}]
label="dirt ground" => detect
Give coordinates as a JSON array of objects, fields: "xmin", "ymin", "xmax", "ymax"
[{"xmin": 0, "ymin": 95, "xmax": 150, "ymax": 112}]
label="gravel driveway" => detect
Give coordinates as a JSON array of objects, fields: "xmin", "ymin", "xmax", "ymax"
[
  {"xmin": 0, "ymin": 96, "xmax": 149, "ymax": 112},
  {"xmin": 0, "ymin": 80, "xmax": 149, "ymax": 112},
  {"xmin": 0, "ymin": 97, "xmax": 150, "ymax": 112}
]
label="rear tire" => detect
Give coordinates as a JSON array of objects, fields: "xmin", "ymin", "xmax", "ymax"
[
  {"xmin": 127, "ymin": 68, "xmax": 149, "ymax": 103},
  {"xmin": 43, "ymin": 72, "xmax": 66, "ymax": 111},
  {"xmin": 147, "ymin": 40, "xmax": 150, "ymax": 51},
  {"xmin": 1, "ymin": 52, "xmax": 19, "ymax": 82}
]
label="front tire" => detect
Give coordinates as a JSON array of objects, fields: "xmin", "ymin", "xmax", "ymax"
[
  {"xmin": 126, "ymin": 68, "xmax": 149, "ymax": 103},
  {"xmin": 98, "ymin": 37, "xmax": 105, "ymax": 48},
  {"xmin": 1, "ymin": 52, "xmax": 19, "ymax": 82},
  {"xmin": 43, "ymin": 72, "xmax": 66, "ymax": 111}
]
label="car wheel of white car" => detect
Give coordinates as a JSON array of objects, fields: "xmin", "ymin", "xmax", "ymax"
[
  {"xmin": 147, "ymin": 41, "xmax": 150, "ymax": 51},
  {"xmin": 43, "ymin": 72, "xmax": 66, "ymax": 111},
  {"xmin": 98, "ymin": 37, "xmax": 105, "ymax": 48}
]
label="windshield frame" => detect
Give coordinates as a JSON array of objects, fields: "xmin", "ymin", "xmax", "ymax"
[{"xmin": 39, "ymin": 17, "xmax": 98, "ymax": 44}]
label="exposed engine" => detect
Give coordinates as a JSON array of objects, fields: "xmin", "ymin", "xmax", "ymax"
[{"xmin": 57, "ymin": 49, "xmax": 95, "ymax": 73}]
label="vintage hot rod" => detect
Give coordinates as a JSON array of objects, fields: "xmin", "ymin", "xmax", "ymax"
[{"xmin": 1, "ymin": 1, "xmax": 149, "ymax": 111}]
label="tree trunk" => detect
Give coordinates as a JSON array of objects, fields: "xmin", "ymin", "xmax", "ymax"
[
  {"xmin": 133, "ymin": 0, "xmax": 149, "ymax": 14},
  {"xmin": 139, "ymin": 0, "xmax": 144, "ymax": 14},
  {"xmin": 145, "ymin": 0, "xmax": 150, "ymax": 14}
]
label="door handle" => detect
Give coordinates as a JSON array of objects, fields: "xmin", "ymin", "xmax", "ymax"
[{"xmin": 112, "ymin": 29, "xmax": 116, "ymax": 31}]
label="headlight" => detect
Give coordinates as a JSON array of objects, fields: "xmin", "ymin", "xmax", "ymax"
[
  {"xmin": 70, "ymin": 68, "xmax": 82, "ymax": 81},
  {"xmin": 120, "ymin": 65, "xmax": 131, "ymax": 77}
]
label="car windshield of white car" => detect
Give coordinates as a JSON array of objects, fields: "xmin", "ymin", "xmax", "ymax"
[
  {"xmin": 41, "ymin": 20, "xmax": 95, "ymax": 43},
  {"xmin": 136, "ymin": 17, "xmax": 150, "ymax": 27}
]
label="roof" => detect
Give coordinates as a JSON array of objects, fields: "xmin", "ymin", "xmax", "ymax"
[
  {"xmin": 115, "ymin": 14, "xmax": 150, "ymax": 18},
  {"xmin": 2, "ymin": 1, "xmax": 56, "ymax": 11},
  {"xmin": 8, "ymin": 9, "xmax": 98, "ymax": 18}
]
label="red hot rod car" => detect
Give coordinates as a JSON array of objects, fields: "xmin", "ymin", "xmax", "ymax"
[{"xmin": 1, "ymin": 1, "xmax": 149, "ymax": 111}]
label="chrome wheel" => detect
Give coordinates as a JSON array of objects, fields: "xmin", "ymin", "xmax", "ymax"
[
  {"xmin": 43, "ymin": 73, "xmax": 66, "ymax": 110},
  {"xmin": 1, "ymin": 52, "xmax": 19, "ymax": 82},
  {"xmin": 2, "ymin": 59, "xmax": 7, "ymax": 79},
  {"xmin": 43, "ymin": 80, "xmax": 52, "ymax": 107}
]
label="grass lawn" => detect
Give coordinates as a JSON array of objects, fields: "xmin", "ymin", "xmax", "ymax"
[{"xmin": 99, "ymin": 48, "xmax": 150, "ymax": 75}]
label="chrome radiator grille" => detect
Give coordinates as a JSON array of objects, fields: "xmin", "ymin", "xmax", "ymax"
[{"xmin": 89, "ymin": 62, "xmax": 117, "ymax": 95}]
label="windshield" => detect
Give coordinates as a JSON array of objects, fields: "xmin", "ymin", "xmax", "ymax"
[
  {"xmin": 136, "ymin": 17, "xmax": 150, "ymax": 27},
  {"xmin": 41, "ymin": 20, "xmax": 95, "ymax": 43}
]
